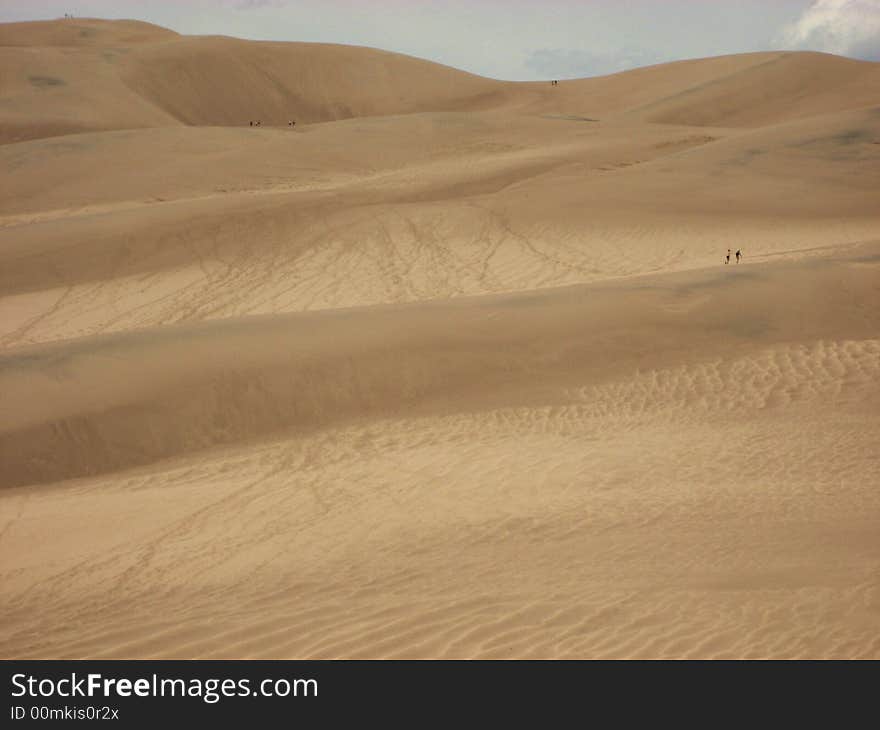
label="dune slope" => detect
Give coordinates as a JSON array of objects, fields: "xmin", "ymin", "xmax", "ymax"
[{"xmin": 4, "ymin": 19, "xmax": 880, "ymax": 145}]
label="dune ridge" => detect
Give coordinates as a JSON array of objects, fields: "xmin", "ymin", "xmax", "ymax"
[
  {"xmin": 2, "ymin": 246, "xmax": 879, "ymax": 490},
  {"xmin": 3, "ymin": 18, "xmax": 880, "ymax": 145}
]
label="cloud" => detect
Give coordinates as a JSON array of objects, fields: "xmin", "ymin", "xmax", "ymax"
[
  {"xmin": 778, "ymin": 0, "xmax": 880, "ymax": 59},
  {"xmin": 525, "ymin": 47, "xmax": 667, "ymax": 80}
]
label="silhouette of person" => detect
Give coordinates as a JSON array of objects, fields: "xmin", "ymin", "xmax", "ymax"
[
  {"xmin": 725, "ymin": 249, "xmax": 731, "ymax": 264},
  {"xmin": 735, "ymin": 249, "xmax": 742, "ymax": 263}
]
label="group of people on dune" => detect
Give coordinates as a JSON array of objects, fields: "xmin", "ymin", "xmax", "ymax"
[
  {"xmin": 725, "ymin": 249, "xmax": 742, "ymax": 264},
  {"xmin": 248, "ymin": 120, "xmax": 296, "ymax": 127}
]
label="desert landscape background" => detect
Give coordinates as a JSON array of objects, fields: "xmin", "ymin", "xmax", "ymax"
[{"xmin": 1, "ymin": 17, "xmax": 879, "ymax": 658}]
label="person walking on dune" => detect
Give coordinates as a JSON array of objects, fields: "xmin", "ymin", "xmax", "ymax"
[
  {"xmin": 725, "ymin": 249, "xmax": 731, "ymax": 265},
  {"xmin": 735, "ymin": 249, "xmax": 742, "ymax": 263}
]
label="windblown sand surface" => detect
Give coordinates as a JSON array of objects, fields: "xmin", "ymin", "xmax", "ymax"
[{"xmin": 1, "ymin": 18, "xmax": 879, "ymax": 658}]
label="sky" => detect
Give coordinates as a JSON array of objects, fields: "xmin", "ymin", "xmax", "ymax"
[{"xmin": 1, "ymin": 0, "xmax": 878, "ymax": 80}]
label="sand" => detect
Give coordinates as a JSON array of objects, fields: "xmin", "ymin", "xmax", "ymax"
[{"xmin": 1, "ymin": 18, "xmax": 879, "ymax": 659}]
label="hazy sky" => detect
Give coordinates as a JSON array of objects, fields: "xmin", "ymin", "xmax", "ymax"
[{"xmin": 1, "ymin": 0, "xmax": 878, "ymax": 80}]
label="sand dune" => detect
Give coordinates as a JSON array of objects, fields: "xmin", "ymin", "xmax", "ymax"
[
  {"xmin": 1, "ymin": 19, "xmax": 878, "ymax": 659},
  {"xmin": 2, "ymin": 109, "xmax": 876, "ymax": 347},
  {"xmin": 628, "ymin": 52, "xmax": 880, "ymax": 127},
  {"xmin": 4, "ymin": 19, "xmax": 880, "ymax": 145},
  {"xmin": 2, "ymin": 244, "xmax": 878, "ymax": 489},
  {"xmin": 0, "ymin": 18, "xmax": 510, "ymax": 144}
]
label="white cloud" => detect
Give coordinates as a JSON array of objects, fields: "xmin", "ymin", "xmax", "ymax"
[{"xmin": 778, "ymin": 0, "xmax": 880, "ymax": 59}]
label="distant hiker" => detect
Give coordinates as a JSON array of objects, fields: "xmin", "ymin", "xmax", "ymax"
[
  {"xmin": 725, "ymin": 249, "xmax": 731, "ymax": 265},
  {"xmin": 249, "ymin": 120, "xmax": 253, "ymax": 127},
  {"xmin": 735, "ymin": 249, "xmax": 742, "ymax": 263}
]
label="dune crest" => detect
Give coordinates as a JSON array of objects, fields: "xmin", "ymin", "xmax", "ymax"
[{"xmin": 2, "ymin": 19, "xmax": 879, "ymax": 144}]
